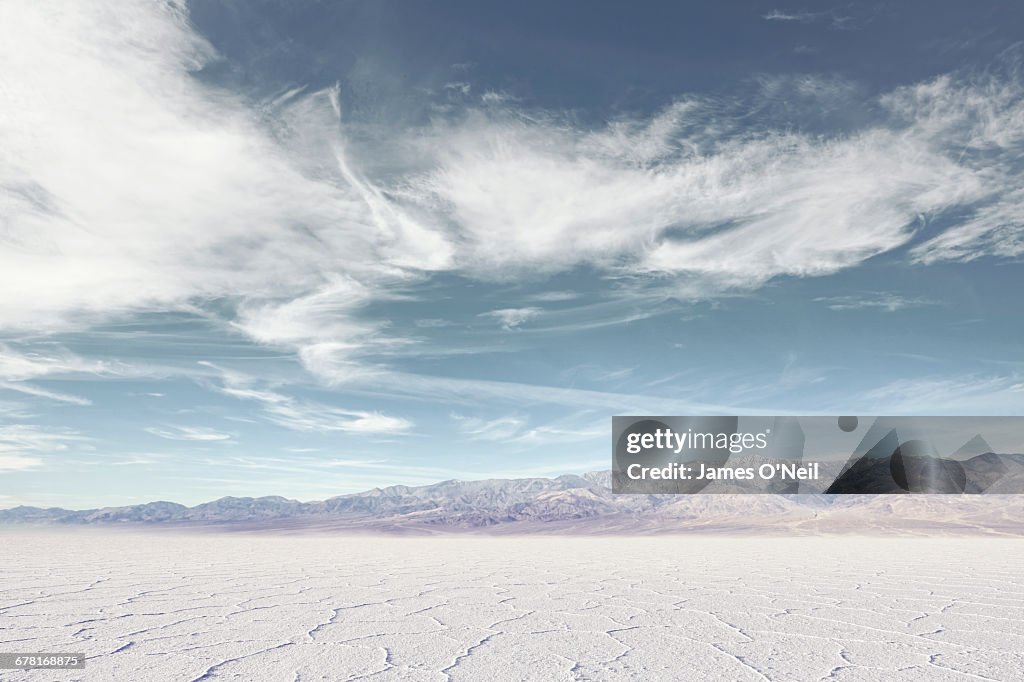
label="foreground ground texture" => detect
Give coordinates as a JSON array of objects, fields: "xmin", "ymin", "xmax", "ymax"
[{"xmin": 0, "ymin": 532, "xmax": 1021, "ymax": 681}]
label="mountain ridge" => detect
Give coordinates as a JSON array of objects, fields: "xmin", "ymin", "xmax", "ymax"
[{"xmin": 4, "ymin": 468, "xmax": 1024, "ymax": 535}]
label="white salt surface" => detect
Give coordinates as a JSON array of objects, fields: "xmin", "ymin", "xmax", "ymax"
[{"xmin": 1, "ymin": 531, "xmax": 1022, "ymax": 681}]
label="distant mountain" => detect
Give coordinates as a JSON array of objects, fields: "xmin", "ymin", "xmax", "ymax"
[
  {"xmin": 825, "ymin": 452, "xmax": 1024, "ymax": 495},
  {"xmin": 2, "ymin": 469, "xmax": 1023, "ymax": 535}
]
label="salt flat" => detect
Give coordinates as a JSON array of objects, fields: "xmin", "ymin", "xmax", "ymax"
[{"xmin": 1, "ymin": 532, "xmax": 1022, "ymax": 681}]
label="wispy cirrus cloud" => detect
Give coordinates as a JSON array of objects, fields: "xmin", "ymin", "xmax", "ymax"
[
  {"xmin": 451, "ymin": 413, "xmax": 605, "ymax": 446},
  {"xmin": 372, "ymin": 370, "xmax": 763, "ymax": 415},
  {"xmin": 0, "ymin": 343, "xmax": 176, "ymax": 405},
  {"xmin": 2, "ymin": 0, "xmax": 1024, "ymax": 394},
  {"xmin": 0, "ymin": 0, "xmax": 438, "ymax": 376},
  {"xmin": 200, "ymin": 362, "xmax": 413, "ymax": 435},
  {"xmin": 0, "ymin": 455, "xmax": 41, "ymax": 472},
  {"xmin": 852, "ymin": 375, "xmax": 1024, "ymax": 415},
  {"xmin": 393, "ymin": 72, "xmax": 1018, "ymax": 299},
  {"xmin": 528, "ymin": 291, "xmax": 581, "ymax": 303},
  {"xmin": 0, "ymin": 425, "xmax": 87, "ymax": 471},
  {"xmin": 0, "ymin": 344, "xmax": 117, "ymax": 381},
  {"xmin": 763, "ymin": 10, "xmax": 825, "ymax": 23},
  {"xmin": 814, "ymin": 294, "xmax": 939, "ymax": 312},
  {"xmin": 0, "ymin": 382, "xmax": 92, "ymax": 406},
  {"xmin": 481, "ymin": 307, "xmax": 542, "ymax": 330},
  {"xmin": 762, "ymin": 9, "xmax": 857, "ymax": 29},
  {"xmin": 451, "ymin": 414, "xmax": 527, "ymax": 440},
  {"xmin": 0, "ymin": 343, "xmax": 121, "ymax": 405},
  {"xmin": 145, "ymin": 426, "xmax": 235, "ymax": 442}
]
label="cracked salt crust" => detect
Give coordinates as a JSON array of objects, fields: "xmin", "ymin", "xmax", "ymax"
[{"xmin": 0, "ymin": 532, "xmax": 1021, "ymax": 681}]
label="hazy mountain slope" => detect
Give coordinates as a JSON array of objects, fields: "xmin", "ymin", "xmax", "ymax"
[{"xmin": 3, "ymin": 469, "xmax": 1023, "ymax": 534}]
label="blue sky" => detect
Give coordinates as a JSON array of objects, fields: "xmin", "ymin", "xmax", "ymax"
[{"xmin": 1, "ymin": 0, "xmax": 1023, "ymax": 507}]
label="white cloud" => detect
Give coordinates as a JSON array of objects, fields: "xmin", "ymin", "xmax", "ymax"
[
  {"xmin": 482, "ymin": 307, "xmax": 542, "ymax": 330},
  {"xmin": 232, "ymin": 278, "xmax": 396, "ymax": 384},
  {"xmin": 529, "ymin": 291, "xmax": 581, "ymax": 302},
  {"xmin": 145, "ymin": 426, "xmax": 235, "ymax": 442},
  {"xmin": 480, "ymin": 90, "xmax": 518, "ymax": 105},
  {"xmin": 762, "ymin": 9, "xmax": 856, "ymax": 29},
  {"xmin": 0, "ymin": 343, "xmax": 143, "ymax": 405},
  {"xmin": 201, "ymin": 363, "xmax": 413, "ymax": 434},
  {"xmin": 451, "ymin": 413, "xmax": 606, "ymax": 446},
  {"xmin": 414, "ymin": 318, "xmax": 455, "ymax": 328},
  {"xmin": 762, "ymin": 10, "xmax": 823, "ymax": 23},
  {"xmin": 510, "ymin": 423, "xmax": 607, "ymax": 446},
  {"xmin": 443, "ymin": 81, "xmax": 471, "ymax": 96},
  {"xmin": 0, "ymin": 382, "xmax": 92, "ymax": 406},
  {"xmin": 814, "ymin": 294, "xmax": 938, "ymax": 312},
  {"xmin": 0, "ymin": 344, "xmax": 115, "ymax": 381},
  {"xmin": 889, "ymin": 74, "xmax": 1024, "ymax": 263},
  {"xmin": 452, "ymin": 414, "xmax": 527, "ymax": 440},
  {"xmin": 2, "ymin": 0, "xmax": 1023, "ymax": 389},
  {"xmin": 0, "ymin": 401, "xmax": 31, "ymax": 420},
  {"xmin": 338, "ymin": 412, "xmax": 413, "ymax": 434},
  {"xmin": 853, "ymin": 375, "xmax": 1024, "ymax": 415},
  {"xmin": 370, "ymin": 370, "xmax": 765, "ymax": 415},
  {"xmin": 0, "ymin": 0, "xmax": 437, "ymax": 354},
  {"xmin": 260, "ymin": 394, "xmax": 413, "ymax": 434},
  {"xmin": 394, "ymin": 87, "xmax": 991, "ymax": 294},
  {"xmin": 0, "ymin": 424, "xmax": 86, "ymax": 470},
  {"xmin": 913, "ymin": 187, "xmax": 1024, "ymax": 263},
  {"xmin": 0, "ymin": 454, "xmax": 41, "ymax": 472},
  {"xmin": 396, "ymin": 69, "xmax": 1022, "ymax": 291}
]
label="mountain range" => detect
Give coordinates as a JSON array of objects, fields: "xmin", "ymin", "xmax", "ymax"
[{"xmin": 3, "ymin": 469, "xmax": 1024, "ymax": 534}]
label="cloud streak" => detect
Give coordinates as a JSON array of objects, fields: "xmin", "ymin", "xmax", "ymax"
[
  {"xmin": 2, "ymin": 0, "xmax": 1023, "ymax": 392},
  {"xmin": 452, "ymin": 413, "xmax": 605, "ymax": 447},
  {"xmin": 762, "ymin": 9, "xmax": 857, "ymax": 29},
  {"xmin": 852, "ymin": 375, "xmax": 1024, "ymax": 415},
  {"xmin": 145, "ymin": 426, "xmax": 235, "ymax": 442},
  {"xmin": 814, "ymin": 294, "xmax": 939, "ymax": 313},
  {"xmin": 0, "ymin": 344, "xmax": 117, "ymax": 381},
  {"xmin": 0, "ymin": 425, "xmax": 86, "ymax": 471},
  {"xmin": 482, "ymin": 307, "xmax": 542, "ymax": 330},
  {"xmin": 201, "ymin": 363, "xmax": 413, "ymax": 435},
  {"xmin": 0, "ymin": 382, "xmax": 92, "ymax": 406}
]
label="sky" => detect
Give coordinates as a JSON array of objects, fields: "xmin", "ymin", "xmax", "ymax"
[{"xmin": 1, "ymin": 0, "xmax": 1023, "ymax": 508}]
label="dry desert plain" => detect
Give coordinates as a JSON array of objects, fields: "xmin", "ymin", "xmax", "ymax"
[{"xmin": 1, "ymin": 531, "xmax": 1023, "ymax": 681}]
